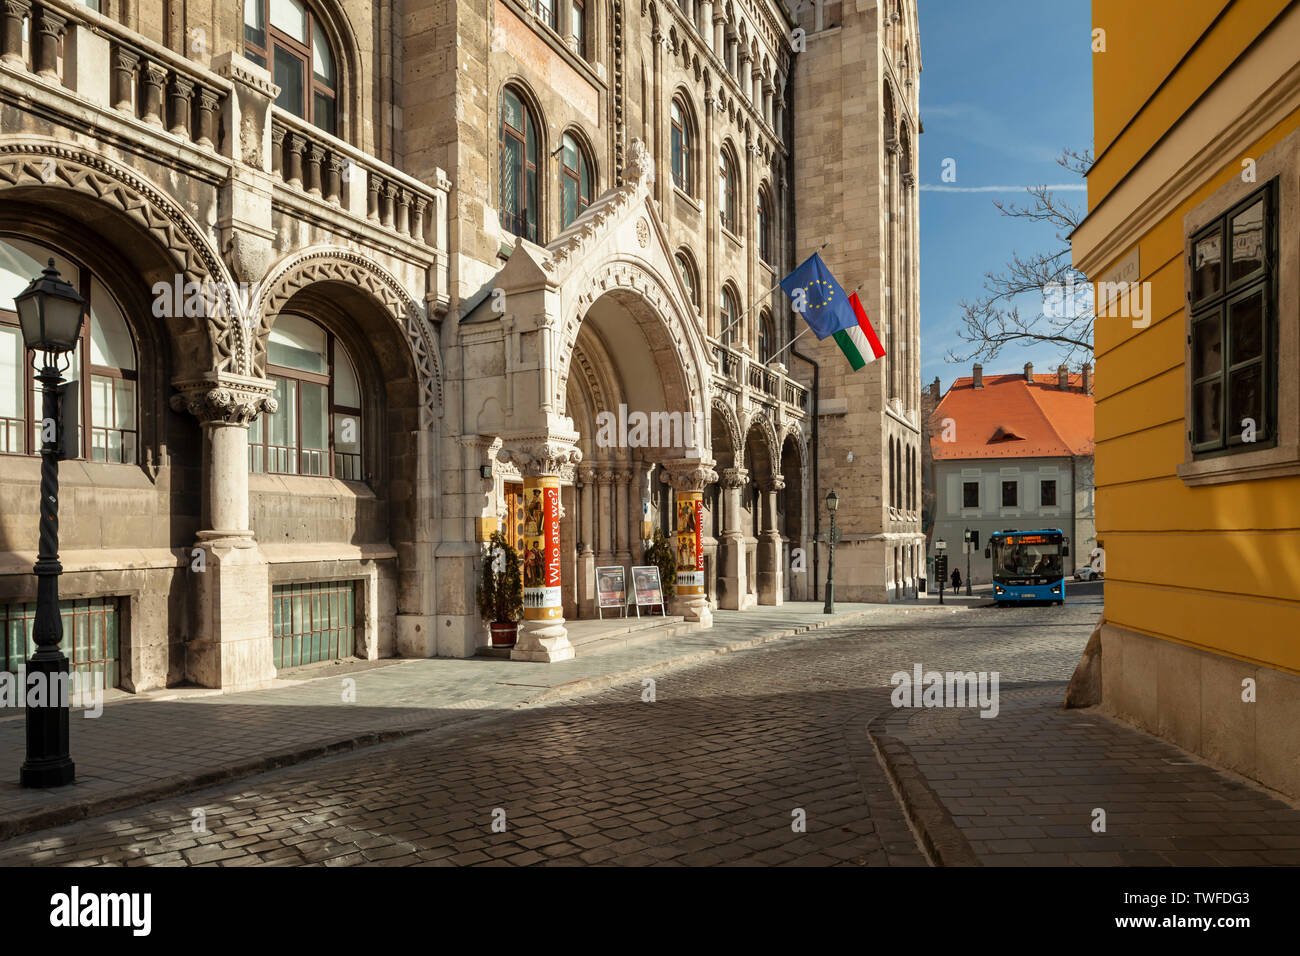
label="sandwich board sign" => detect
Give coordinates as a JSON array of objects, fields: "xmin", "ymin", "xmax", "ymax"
[
  {"xmin": 596, "ymin": 566, "xmax": 627, "ymax": 620},
  {"xmin": 630, "ymin": 566, "xmax": 666, "ymax": 617}
]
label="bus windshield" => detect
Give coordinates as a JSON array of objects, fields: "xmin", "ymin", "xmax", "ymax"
[{"xmin": 991, "ymin": 535, "xmax": 1064, "ymax": 582}]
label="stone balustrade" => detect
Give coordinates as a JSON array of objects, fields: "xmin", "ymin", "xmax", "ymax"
[
  {"xmin": 0, "ymin": 0, "xmax": 229, "ymax": 152},
  {"xmin": 270, "ymin": 109, "xmax": 441, "ymax": 248},
  {"xmin": 710, "ymin": 340, "xmax": 809, "ymax": 414}
]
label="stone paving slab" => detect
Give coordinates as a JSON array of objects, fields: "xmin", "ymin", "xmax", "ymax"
[
  {"xmin": 0, "ymin": 601, "xmax": 920, "ymax": 841},
  {"xmin": 874, "ymin": 682, "xmax": 1300, "ymax": 866}
]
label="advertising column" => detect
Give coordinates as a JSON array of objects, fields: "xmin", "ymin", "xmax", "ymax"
[
  {"xmin": 675, "ymin": 490, "xmax": 704, "ymax": 599},
  {"xmin": 522, "ymin": 475, "xmax": 562, "ymax": 623}
]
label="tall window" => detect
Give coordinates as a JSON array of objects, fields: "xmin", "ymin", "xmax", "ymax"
[
  {"xmin": 720, "ymin": 148, "xmax": 739, "ymax": 233},
  {"xmin": 1001, "ymin": 480, "xmax": 1018, "ymax": 508},
  {"xmin": 533, "ymin": 0, "xmax": 555, "ymax": 28},
  {"xmin": 757, "ymin": 187, "xmax": 774, "ymax": 265},
  {"xmin": 1189, "ymin": 180, "xmax": 1276, "ymax": 456},
  {"xmin": 570, "ymin": 0, "xmax": 586, "ymax": 57},
  {"xmin": 671, "ymin": 98, "xmax": 694, "ymax": 195},
  {"xmin": 561, "ymin": 133, "xmax": 593, "ymax": 228},
  {"xmin": 250, "ymin": 314, "xmax": 363, "ymax": 479},
  {"xmin": 758, "ymin": 312, "xmax": 774, "ymax": 363},
  {"xmin": 500, "ymin": 86, "xmax": 540, "ymax": 242},
  {"xmin": 720, "ymin": 286, "xmax": 739, "ymax": 348},
  {"xmin": 962, "ymin": 481, "xmax": 979, "ymax": 509},
  {"xmin": 244, "ymin": 0, "xmax": 338, "ymax": 135},
  {"xmin": 0, "ymin": 238, "xmax": 136, "ymax": 463},
  {"xmin": 676, "ymin": 251, "xmax": 699, "ymax": 312}
]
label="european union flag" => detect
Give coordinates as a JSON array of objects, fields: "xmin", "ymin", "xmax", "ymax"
[{"xmin": 779, "ymin": 253, "xmax": 857, "ymax": 339}]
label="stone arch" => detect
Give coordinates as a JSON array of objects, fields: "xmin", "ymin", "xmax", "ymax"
[
  {"xmin": 252, "ymin": 247, "xmax": 442, "ymax": 425},
  {"xmin": 710, "ymin": 396, "xmax": 742, "ymax": 469},
  {"xmin": 559, "ymin": 255, "xmax": 713, "ymax": 440},
  {"xmin": 741, "ymin": 411, "xmax": 779, "ymax": 476},
  {"xmin": 0, "ymin": 139, "xmax": 242, "ymax": 377}
]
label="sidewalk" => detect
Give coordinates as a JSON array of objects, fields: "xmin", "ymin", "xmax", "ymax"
[
  {"xmin": 0, "ymin": 601, "xmax": 909, "ymax": 841},
  {"xmin": 871, "ymin": 682, "xmax": 1300, "ymax": 865}
]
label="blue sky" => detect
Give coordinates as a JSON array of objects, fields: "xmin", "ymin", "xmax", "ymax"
[{"xmin": 916, "ymin": 0, "xmax": 1093, "ymax": 389}]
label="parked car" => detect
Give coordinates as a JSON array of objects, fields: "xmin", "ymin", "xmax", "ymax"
[{"xmin": 1073, "ymin": 566, "xmax": 1104, "ymax": 581}]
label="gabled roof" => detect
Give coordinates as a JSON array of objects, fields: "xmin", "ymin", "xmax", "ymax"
[{"xmin": 930, "ymin": 373, "xmax": 1094, "ymax": 460}]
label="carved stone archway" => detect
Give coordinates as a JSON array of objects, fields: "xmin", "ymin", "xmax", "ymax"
[
  {"xmin": 0, "ymin": 140, "xmax": 244, "ymax": 374},
  {"xmin": 251, "ymin": 247, "xmax": 443, "ymax": 425}
]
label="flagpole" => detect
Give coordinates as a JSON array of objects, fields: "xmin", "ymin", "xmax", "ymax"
[
  {"xmin": 716, "ymin": 241, "xmax": 830, "ymax": 343},
  {"xmin": 765, "ymin": 281, "xmax": 864, "ymax": 367}
]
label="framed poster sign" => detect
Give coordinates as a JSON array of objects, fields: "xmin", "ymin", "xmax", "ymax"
[
  {"xmin": 631, "ymin": 565, "xmax": 666, "ymax": 617},
  {"xmin": 596, "ymin": 566, "xmax": 627, "ymax": 619}
]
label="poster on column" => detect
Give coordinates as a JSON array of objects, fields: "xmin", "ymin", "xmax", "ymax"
[
  {"xmin": 675, "ymin": 491, "xmax": 704, "ymax": 594},
  {"xmin": 522, "ymin": 475, "xmax": 563, "ymax": 620}
]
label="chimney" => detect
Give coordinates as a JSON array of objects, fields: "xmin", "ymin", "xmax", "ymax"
[
  {"xmin": 1024, "ymin": 362, "xmax": 1034, "ymax": 383},
  {"xmin": 1082, "ymin": 363, "xmax": 1093, "ymax": 395},
  {"xmin": 1057, "ymin": 364, "xmax": 1069, "ymax": 389},
  {"xmin": 972, "ymin": 363, "xmax": 983, "ymax": 389}
]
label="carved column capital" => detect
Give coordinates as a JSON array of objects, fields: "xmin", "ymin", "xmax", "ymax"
[
  {"xmin": 720, "ymin": 466, "xmax": 750, "ymax": 489},
  {"xmin": 498, "ymin": 437, "xmax": 583, "ymax": 478},
  {"xmin": 660, "ymin": 458, "xmax": 718, "ymax": 492},
  {"xmin": 170, "ymin": 375, "xmax": 277, "ymax": 426}
]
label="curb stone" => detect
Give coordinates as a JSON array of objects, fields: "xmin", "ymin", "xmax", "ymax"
[
  {"xmin": 0, "ymin": 604, "xmax": 911, "ymax": 845},
  {"xmin": 867, "ymin": 708, "xmax": 981, "ymax": 867}
]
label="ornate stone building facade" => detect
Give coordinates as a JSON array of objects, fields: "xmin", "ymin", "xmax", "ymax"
[{"xmin": 0, "ymin": 0, "xmax": 920, "ymax": 686}]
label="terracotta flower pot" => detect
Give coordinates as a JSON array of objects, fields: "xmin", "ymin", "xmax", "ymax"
[{"xmin": 490, "ymin": 621, "xmax": 518, "ymax": 647}]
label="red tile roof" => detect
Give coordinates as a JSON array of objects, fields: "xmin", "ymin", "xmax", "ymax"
[{"xmin": 930, "ymin": 373, "xmax": 1095, "ymax": 460}]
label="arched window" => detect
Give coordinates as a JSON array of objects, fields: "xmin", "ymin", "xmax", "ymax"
[
  {"xmin": 720, "ymin": 146, "xmax": 739, "ymax": 233},
  {"xmin": 0, "ymin": 237, "xmax": 136, "ymax": 463},
  {"xmin": 675, "ymin": 251, "xmax": 699, "ymax": 312},
  {"xmin": 720, "ymin": 285, "xmax": 739, "ymax": 348},
  {"xmin": 250, "ymin": 314, "xmax": 362, "ymax": 479},
  {"xmin": 670, "ymin": 98, "xmax": 694, "ymax": 196},
  {"xmin": 561, "ymin": 133, "xmax": 593, "ymax": 228},
  {"xmin": 758, "ymin": 311, "xmax": 774, "ymax": 363},
  {"xmin": 757, "ymin": 186, "xmax": 774, "ymax": 265},
  {"xmin": 244, "ymin": 0, "xmax": 338, "ymax": 135},
  {"xmin": 499, "ymin": 86, "xmax": 541, "ymax": 241},
  {"xmin": 888, "ymin": 440, "xmax": 895, "ymax": 510}
]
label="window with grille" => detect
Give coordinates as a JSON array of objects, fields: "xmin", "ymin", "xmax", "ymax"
[
  {"xmin": 1, "ymin": 597, "xmax": 122, "ymax": 692},
  {"xmin": 271, "ymin": 580, "xmax": 356, "ymax": 669}
]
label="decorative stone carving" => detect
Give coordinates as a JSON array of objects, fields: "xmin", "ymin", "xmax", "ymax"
[
  {"xmin": 170, "ymin": 377, "xmax": 277, "ymax": 425},
  {"xmin": 720, "ymin": 467, "xmax": 749, "ymax": 489},
  {"xmin": 253, "ymin": 250, "xmax": 443, "ymax": 424},
  {"xmin": 0, "ymin": 144, "xmax": 246, "ymax": 374},
  {"xmin": 499, "ymin": 439, "xmax": 583, "ymax": 478},
  {"xmin": 624, "ymin": 136, "xmax": 655, "ymax": 187},
  {"xmin": 660, "ymin": 459, "xmax": 718, "ymax": 492}
]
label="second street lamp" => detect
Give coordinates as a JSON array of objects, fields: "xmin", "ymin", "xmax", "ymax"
[
  {"xmin": 14, "ymin": 258, "xmax": 85, "ymax": 789},
  {"xmin": 823, "ymin": 490, "xmax": 839, "ymax": 614}
]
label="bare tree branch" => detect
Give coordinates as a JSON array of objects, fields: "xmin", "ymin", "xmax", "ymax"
[{"xmin": 947, "ymin": 147, "xmax": 1096, "ymax": 368}]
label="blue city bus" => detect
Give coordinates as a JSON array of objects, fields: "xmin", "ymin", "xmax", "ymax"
[{"xmin": 985, "ymin": 529, "xmax": 1069, "ymax": 605}]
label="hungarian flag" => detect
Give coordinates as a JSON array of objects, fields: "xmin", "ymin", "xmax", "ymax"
[{"xmin": 833, "ymin": 293, "xmax": 887, "ymax": 370}]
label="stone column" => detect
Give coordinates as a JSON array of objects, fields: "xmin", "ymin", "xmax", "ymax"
[
  {"xmin": 717, "ymin": 467, "xmax": 749, "ymax": 609},
  {"xmin": 596, "ymin": 468, "xmax": 615, "ymax": 565},
  {"xmin": 170, "ymin": 375, "xmax": 277, "ymax": 691},
  {"xmin": 0, "ymin": 0, "xmax": 31, "ymax": 69},
  {"xmin": 33, "ymin": 7, "xmax": 65, "ymax": 81},
  {"xmin": 499, "ymin": 439, "xmax": 582, "ymax": 662},
  {"xmin": 663, "ymin": 459, "xmax": 718, "ymax": 625},
  {"xmin": 577, "ymin": 464, "xmax": 597, "ymax": 616},
  {"xmin": 758, "ymin": 476, "xmax": 785, "ymax": 605},
  {"xmin": 699, "ymin": 0, "xmax": 713, "ymax": 49},
  {"xmin": 615, "ymin": 468, "xmax": 633, "ymax": 565},
  {"xmin": 713, "ymin": 15, "xmax": 725, "ymax": 64}
]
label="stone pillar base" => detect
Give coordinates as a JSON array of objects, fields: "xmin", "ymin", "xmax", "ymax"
[
  {"xmin": 511, "ymin": 619, "xmax": 575, "ymax": 662},
  {"xmin": 672, "ymin": 595, "xmax": 713, "ymax": 627},
  {"xmin": 185, "ymin": 533, "xmax": 275, "ymax": 691},
  {"xmin": 396, "ymin": 613, "xmax": 435, "ymax": 658}
]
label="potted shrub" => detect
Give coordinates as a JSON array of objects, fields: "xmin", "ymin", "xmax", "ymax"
[
  {"xmin": 642, "ymin": 528, "xmax": 677, "ymax": 616},
  {"xmin": 477, "ymin": 530, "xmax": 523, "ymax": 647}
]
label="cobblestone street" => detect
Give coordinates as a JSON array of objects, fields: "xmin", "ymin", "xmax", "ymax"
[{"xmin": 3, "ymin": 588, "xmax": 1298, "ymax": 866}]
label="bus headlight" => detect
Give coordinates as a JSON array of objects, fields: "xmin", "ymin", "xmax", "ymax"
[
  {"xmin": 1051, "ymin": 586, "xmax": 1061, "ymax": 594},
  {"xmin": 995, "ymin": 586, "xmax": 1005, "ymax": 595}
]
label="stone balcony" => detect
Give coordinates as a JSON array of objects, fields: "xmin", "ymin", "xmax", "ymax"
[
  {"xmin": 709, "ymin": 339, "xmax": 809, "ymax": 429},
  {"xmin": 0, "ymin": 0, "xmax": 449, "ymax": 309}
]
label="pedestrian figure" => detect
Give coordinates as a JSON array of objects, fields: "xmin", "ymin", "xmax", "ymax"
[{"xmin": 951, "ymin": 568, "xmax": 962, "ymax": 591}]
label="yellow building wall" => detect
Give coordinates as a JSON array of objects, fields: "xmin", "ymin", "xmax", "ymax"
[{"xmin": 1089, "ymin": 1, "xmax": 1300, "ymax": 674}]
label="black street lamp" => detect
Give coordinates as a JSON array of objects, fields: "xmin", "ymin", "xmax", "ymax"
[
  {"xmin": 822, "ymin": 490, "xmax": 838, "ymax": 614},
  {"xmin": 15, "ymin": 258, "xmax": 85, "ymax": 789},
  {"xmin": 964, "ymin": 527, "xmax": 973, "ymax": 596}
]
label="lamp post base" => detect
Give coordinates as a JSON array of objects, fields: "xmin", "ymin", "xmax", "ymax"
[
  {"xmin": 20, "ymin": 654, "xmax": 76, "ymax": 788},
  {"xmin": 823, "ymin": 582, "xmax": 834, "ymax": 614}
]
